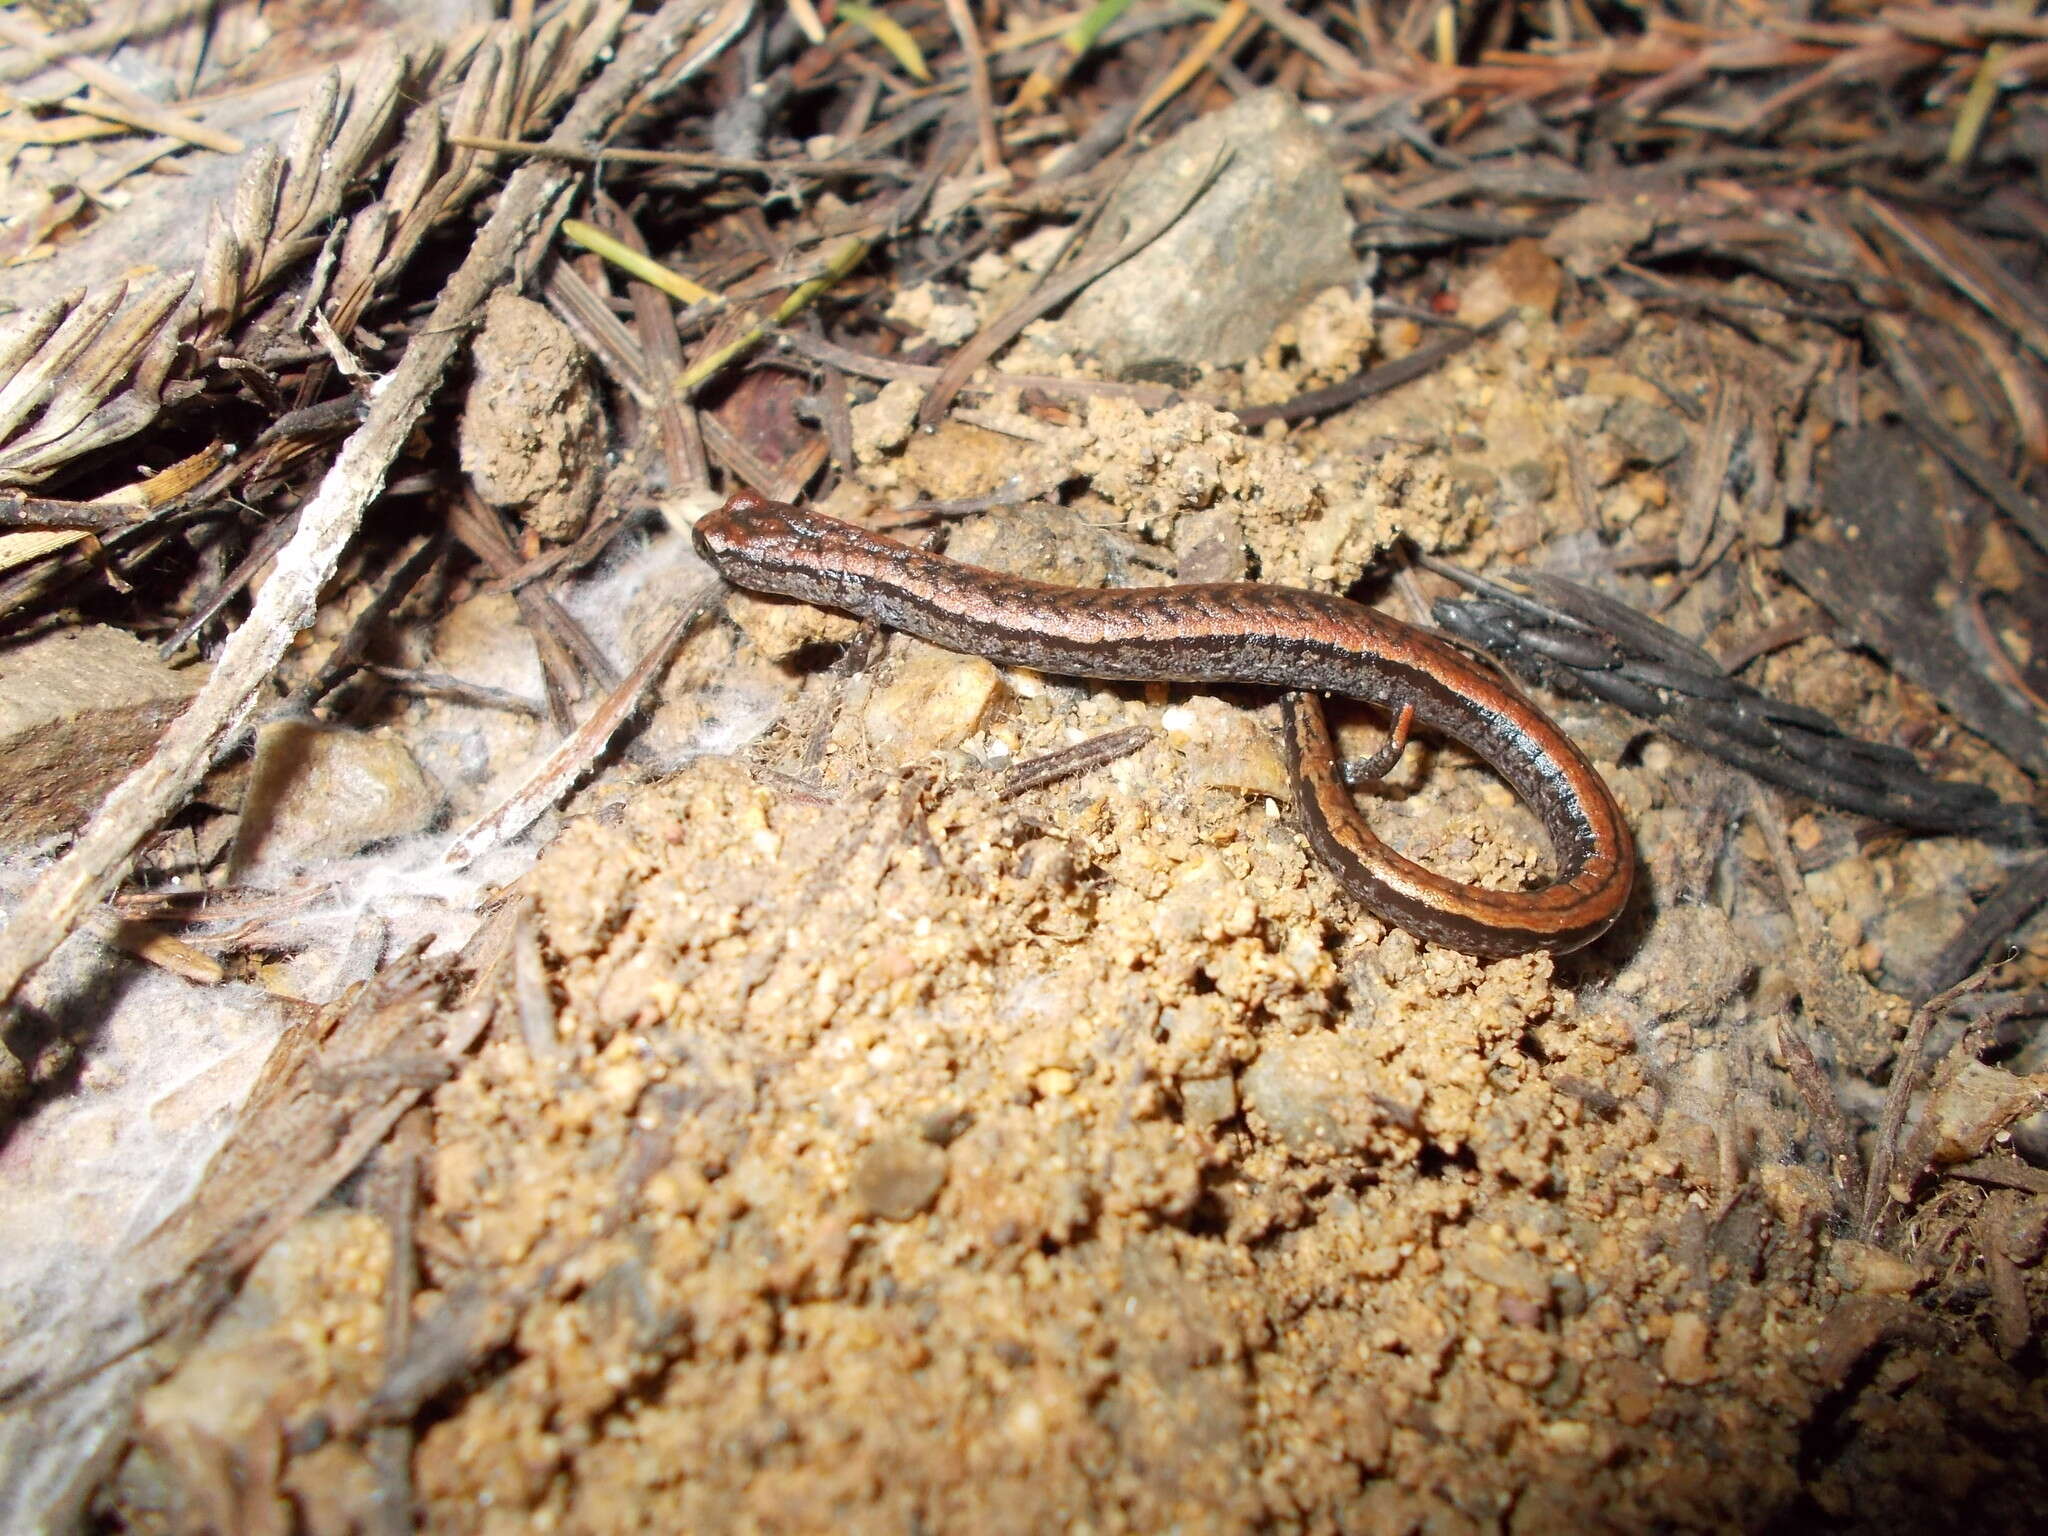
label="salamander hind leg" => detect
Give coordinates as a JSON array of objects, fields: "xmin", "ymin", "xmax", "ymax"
[{"xmin": 1338, "ymin": 702, "xmax": 1416, "ymax": 787}]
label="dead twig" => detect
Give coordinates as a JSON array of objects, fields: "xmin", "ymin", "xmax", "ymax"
[
  {"xmin": 1912, "ymin": 857, "xmax": 2048, "ymax": 1001},
  {"xmin": 1773, "ymin": 1019, "xmax": 1861, "ymax": 1212},
  {"xmin": 997, "ymin": 726, "xmax": 1156, "ymax": 800},
  {"xmin": 0, "ymin": 10, "xmax": 243, "ymax": 155},
  {"xmin": 365, "ymin": 667, "xmax": 545, "ymax": 718},
  {"xmin": 1860, "ymin": 964, "xmax": 2004, "ymax": 1239},
  {"xmin": 675, "ymin": 237, "xmax": 869, "ymax": 399},
  {"xmin": 939, "ymin": 0, "xmax": 1003, "ymax": 181},
  {"xmin": 771, "ymin": 329, "xmax": 1182, "ymax": 406},
  {"xmin": 449, "ymin": 131, "xmax": 912, "ymax": 179},
  {"xmin": 439, "ymin": 580, "xmax": 722, "ymax": 871},
  {"xmin": 1234, "ymin": 315, "xmax": 1507, "ymax": 427}
]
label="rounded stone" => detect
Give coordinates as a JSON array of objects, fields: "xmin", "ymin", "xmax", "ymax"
[{"xmin": 851, "ymin": 1135, "xmax": 948, "ymax": 1221}]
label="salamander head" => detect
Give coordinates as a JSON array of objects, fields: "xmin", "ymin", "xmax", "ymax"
[
  {"xmin": 691, "ymin": 490, "xmax": 884, "ymax": 608},
  {"xmin": 692, "ymin": 490, "xmax": 820, "ymax": 572}
]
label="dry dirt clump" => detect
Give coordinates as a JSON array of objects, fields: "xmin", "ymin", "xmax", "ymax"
[{"xmin": 458, "ymin": 290, "xmax": 607, "ymax": 545}]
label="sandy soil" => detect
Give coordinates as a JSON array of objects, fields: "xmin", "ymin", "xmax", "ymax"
[{"xmin": 100, "ymin": 295, "xmax": 2048, "ymax": 1533}]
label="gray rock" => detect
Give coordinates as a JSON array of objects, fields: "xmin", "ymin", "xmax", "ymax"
[
  {"xmin": 947, "ymin": 501, "xmax": 1115, "ymax": 586},
  {"xmin": 1172, "ymin": 508, "xmax": 1249, "ymax": 582},
  {"xmin": 1604, "ymin": 397, "xmax": 1690, "ymax": 466},
  {"xmin": 1240, "ymin": 1031, "xmax": 1386, "ymax": 1159},
  {"xmin": 0, "ymin": 625, "xmax": 201, "ymax": 847},
  {"xmin": 1179, "ymin": 1073, "xmax": 1239, "ymax": 1129},
  {"xmin": 230, "ymin": 720, "xmax": 442, "ymax": 874},
  {"xmin": 1868, "ymin": 890, "xmax": 1972, "ymax": 994},
  {"xmin": 851, "ymin": 1135, "xmax": 948, "ymax": 1221},
  {"xmin": 1541, "ymin": 201, "xmax": 1657, "ymax": 279},
  {"xmin": 1049, "ymin": 91, "xmax": 1357, "ymax": 375}
]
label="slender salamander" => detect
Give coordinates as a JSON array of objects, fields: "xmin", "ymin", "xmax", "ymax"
[{"xmin": 694, "ymin": 490, "xmax": 1634, "ymax": 956}]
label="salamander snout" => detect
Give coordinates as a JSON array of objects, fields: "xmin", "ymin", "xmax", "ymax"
[
  {"xmin": 693, "ymin": 492, "xmax": 875, "ymax": 604},
  {"xmin": 694, "ymin": 490, "xmax": 808, "ymax": 565}
]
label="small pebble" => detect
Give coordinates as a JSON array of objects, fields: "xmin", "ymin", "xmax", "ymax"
[
  {"xmin": 1179, "ymin": 1074, "xmax": 1238, "ymax": 1129},
  {"xmin": 1660, "ymin": 1311, "xmax": 1713, "ymax": 1385},
  {"xmin": 1241, "ymin": 1034, "xmax": 1380, "ymax": 1157},
  {"xmin": 865, "ymin": 641, "xmax": 1002, "ymax": 757},
  {"xmin": 851, "ymin": 1135, "xmax": 948, "ymax": 1221}
]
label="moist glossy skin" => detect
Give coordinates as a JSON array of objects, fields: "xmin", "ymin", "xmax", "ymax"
[{"xmin": 694, "ymin": 490, "xmax": 1635, "ymax": 956}]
